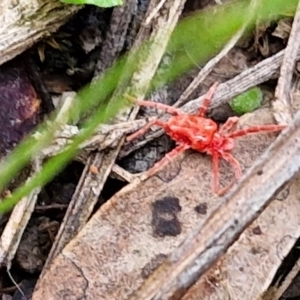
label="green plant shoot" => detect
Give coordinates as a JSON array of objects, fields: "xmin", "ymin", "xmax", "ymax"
[{"xmin": 60, "ymin": 0, "xmax": 123, "ymax": 7}]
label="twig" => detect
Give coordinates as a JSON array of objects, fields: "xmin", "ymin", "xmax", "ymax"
[
  {"xmin": 94, "ymin": 0, "xmax": 137, "ymax": 76},
  {"xmin": 272, "ymin": 0, "xmax": 300, "ymax": 124},
  {"xmin": 262, "ymin": 44, "xmax": 300, "ymax": 300},
  {"xmin": 0, "ymin": 158, "xmax": 42, "ymax": 268},
  {"xmin": 128, "ymin": 109, "xmax": 300, "ymax": 300},
  {"xmin": 144, "ymin": 0, "xmax": 166, "ymax": 25},
  {"xmin": 111, "ymin": 164, "xmax": 137, "ymax": 182},
  {"xmin": 37, "ymin": 118, "xmax": 152, "ymax": 158}
]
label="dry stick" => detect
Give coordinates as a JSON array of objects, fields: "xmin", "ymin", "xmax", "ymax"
[
  {"xmin": 41, "ymin": 0, "xmax": 188, "ymax": 274},
  {"xmin": 0, "ymin": 158, "xmax": 42, "ymax": 268},
  {"xmin": 119, "ymin": 47, "xmax": 299, "ymax": 159},
  {"xmin": 262, "ymin": 4, "xmax": 300, "ymax": 299},
  {"xmin": 272, "ymin": 0, "xmax": 300, "ymax": 125},
  {"xmin": 174, "ymin": 0, "xmax": 259, "ymax": 108},
  {"xmin": 94, "ymin": 0, "xmax": 136, "ymax": 76},
  {"xmin": 111, "ymin": 164, "xmax": 136, "ymax": 182},
  {"xmin": 38, "ymin": 118, "xmax": 152, "ymax": 158},
  {"xmin": 128, "ymin": 110, "xmax": 300, "ymax": 300},
  {"xmin": 260, "ymin": 17, "xmax": 300, "ymax": 296}
]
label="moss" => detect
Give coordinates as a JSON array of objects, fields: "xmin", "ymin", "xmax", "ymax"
[{"xmin": 230, "ymin": 87, "xmax": 263, "ymax": 115}]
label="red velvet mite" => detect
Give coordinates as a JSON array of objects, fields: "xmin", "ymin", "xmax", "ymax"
[{"xmin": 126, "ymin": 83, "xmax": 286, "ymax": 195}]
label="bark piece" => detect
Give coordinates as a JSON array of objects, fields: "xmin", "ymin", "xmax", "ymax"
[
  {"xmin": 273, "ymin": 0, "xmax": 300, "ymax": 124},
  {"xmin": 0, "ymin": 0, "xmax": 80, "ymax": 66},
  {"xmin": 0, "ymin": 159, "xmax": 42, "ymax": 268}
]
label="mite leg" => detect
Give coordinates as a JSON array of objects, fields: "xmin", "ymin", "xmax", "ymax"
[
  {"xmin": 124, "ymin": 94, "xmax": 183, "ymax": 116},
  {"xmin": 227, "ymin": 124, "xmax": 287, "ymax": 139},
  {"xmin": 127, "ymin": 119, "xmax": 166, "ymax": 142},
  {"xmin": 198, "ymin": 82, "xmax": 219, "ymax": 117},
  {"xmin": 222, "ymin": 152, "xmax": 242, "ymax": 180},
  {"xmin": 211, "ymin": 152, "xmax": 235, "ymax": 196},
  {"xmin": 211, "ymin": 152, "xmax": 221, "ymax": 194},
  {"xmin": 146, "ymin": 143, "xmax": 189, "ymax": 177},
  {"xmin": 212, "ymin": 152, "xmax": 242, "ymax": 196},
  {"xmin": 219, "ymin": 117, "xmax": 239, "ymax": 135}
]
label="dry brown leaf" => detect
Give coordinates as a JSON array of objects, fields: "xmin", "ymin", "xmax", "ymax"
[
  {"xmin": 31, "ymin": 106, "xmax": 298, "ymax": 300},
  {"xmin": 181, "ymin": 176, "xmax": 300, "ymax": 300}
]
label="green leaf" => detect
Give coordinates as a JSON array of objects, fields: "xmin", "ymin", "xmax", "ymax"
[
  {"xmin": 60, "ymin": 0, "xmax": 123, "ymax": 7},
  {"xmin": 230, "ymin": 87, "xmax": 263, "ymax": 115}
]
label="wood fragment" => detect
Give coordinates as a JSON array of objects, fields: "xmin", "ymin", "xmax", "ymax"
[
  {"xmin": 111, "ymin": 164, "xmax": 137, "ymax": 182},
  {"xmin": 182, "ymin": 172, "xmax": 300, "ymax": 300},
  {"xmin": 37, "ymin": 118, "xmax": 151, "ymax": 158},
  {"xmin": 272, "ymin": 0, "xmax": 300, "ymax": 125},
  {"xmin": 0, "ymin": 159, "xmax": 42, "ymax": 268},
  {"xmin": 0, "ymin": 0, "xmax": 80, "ymax": 66},
  {"xmin": 264, "ymin": 19, "xmax": 300, "ymax": 295},
  {"xmin": 94, "ymin": 0, "xmax": 137, "ymax": 76}
]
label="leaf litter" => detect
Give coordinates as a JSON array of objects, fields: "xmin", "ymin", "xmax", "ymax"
[{"xmin": 0, "ymin": 0, "xmax": 300, "ymax": 299}]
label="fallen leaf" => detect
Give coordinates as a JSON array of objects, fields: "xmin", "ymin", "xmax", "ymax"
[{"xmin": 32, "ymin": 108, "xmax": 298, "ymax": 300}]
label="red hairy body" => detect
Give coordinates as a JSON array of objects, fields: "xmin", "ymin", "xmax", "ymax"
[
  {"xmin": 126, "ymin": 83, "xmax": 286, "ymax": 195},
  {"xmin": 165, "ymin": 116, "xmax": 217, "ymax": 150}
]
